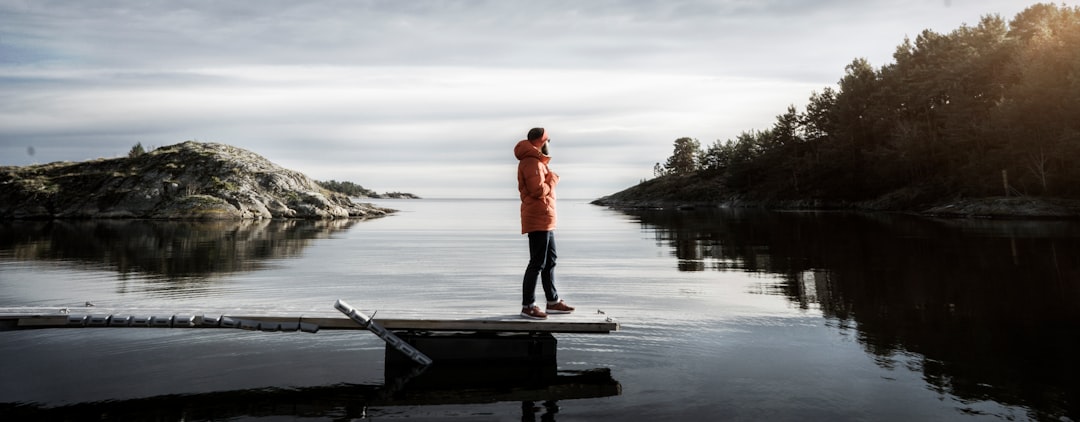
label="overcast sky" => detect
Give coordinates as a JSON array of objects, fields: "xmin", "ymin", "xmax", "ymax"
[{"xmin": 0, "ymin": 0, "xmax": 1054, "ymax": 198}]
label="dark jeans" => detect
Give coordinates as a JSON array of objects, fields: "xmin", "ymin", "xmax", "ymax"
[{"xmin": 523, "ymin": 230, "xmax": 559, "ymax": 307}]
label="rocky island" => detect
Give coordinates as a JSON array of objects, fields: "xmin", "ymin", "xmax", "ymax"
[{"xmin": 0, "ymin": 141, "xmax": 392, "ymax": 220}]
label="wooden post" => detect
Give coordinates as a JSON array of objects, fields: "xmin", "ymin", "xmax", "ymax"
[{"xmin": 1002, "ymin": 169, "xmax": 1009, "ymax": 197}]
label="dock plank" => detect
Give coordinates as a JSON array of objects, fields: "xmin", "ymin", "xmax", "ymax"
[{"xmin": 0, "ymin": 307, "xmax": 619, "ymax": 334}]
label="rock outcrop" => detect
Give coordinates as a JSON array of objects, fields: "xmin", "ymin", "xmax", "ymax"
[{"xmin": 0, "ymin": 141, "xmax": 392, "ymax": 219}]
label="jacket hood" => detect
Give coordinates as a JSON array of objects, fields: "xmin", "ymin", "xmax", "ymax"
[{"xmin": 514, "ymin": 139, "xmax": 549, "ymax": 163}]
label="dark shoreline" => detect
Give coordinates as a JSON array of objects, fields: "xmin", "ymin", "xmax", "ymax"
[{"xmin": 591, "ymin": 196, "xmax": 1080, "ymax": 220}]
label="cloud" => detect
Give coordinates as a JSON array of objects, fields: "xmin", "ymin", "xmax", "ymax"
[{"xmin": 0, "ymin": 0, "xmax": 1054, "ymax": 198}]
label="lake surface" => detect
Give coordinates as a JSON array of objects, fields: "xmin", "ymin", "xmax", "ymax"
[{"xmin": 2, "ymin": 198, "xmax": 1079, "ymax": 421}]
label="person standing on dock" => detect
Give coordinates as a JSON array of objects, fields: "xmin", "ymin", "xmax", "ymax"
[{"xmin": 515, "ymin": 127, "xmax": 575, "ymax": 320}]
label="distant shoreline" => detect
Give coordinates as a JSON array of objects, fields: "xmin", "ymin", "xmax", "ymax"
[{"xmin": 591, "ymin": 196, "xmax": 1080, "ymax": 220}]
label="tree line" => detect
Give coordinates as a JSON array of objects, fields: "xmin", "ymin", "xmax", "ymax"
[
  {"xmin": 316, "ymin": 180, "xmax": 377, "ymax": 197},
  {"xmin": 656, "ymin": 3, "xmax": 1080, "ymax": 204}
]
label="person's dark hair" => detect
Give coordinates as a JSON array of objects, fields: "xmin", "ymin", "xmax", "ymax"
[{"xmin": 527, "ymin": 127, "xmax": 545, "ymax": 141}]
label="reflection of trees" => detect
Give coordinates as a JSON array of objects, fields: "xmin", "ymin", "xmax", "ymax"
[
  {"xmin": 623, "ymin": 207, "xmax": 1080, "ymax": 420},
  {"xmin": 0, "ymin": 219, "xmax": 357, "ymax": 282}
]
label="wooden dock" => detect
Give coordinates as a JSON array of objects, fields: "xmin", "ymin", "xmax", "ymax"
[
  {"xmin": 0, "ymin": 302, "xmax": 624, "ymax": 414},
  {"xmin": 0, "ymin": 306, "xmax": 620, "ymax": 334},
  {"xmin": 1, "ymin": 303, "xmax": 622, "ymax": 398}
]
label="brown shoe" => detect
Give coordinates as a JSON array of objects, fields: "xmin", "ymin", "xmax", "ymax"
[
  {"xmin": 520, "ymin": 305, "xmax": 548, "ymax": 320},
  {"xmin": 546, "ymin": 300, "xmax": 575, "ymax": 314}
]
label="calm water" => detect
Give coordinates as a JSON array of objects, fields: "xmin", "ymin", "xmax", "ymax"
[{"xmin": 1, "ymin": 199, "xmax": 1079, "ymax": 421}]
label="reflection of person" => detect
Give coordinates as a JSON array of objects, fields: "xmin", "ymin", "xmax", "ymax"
[
  {"xmin": 522, "ymin": 400, "xmax": 560, "ymax": 421},
  {"xmin": 515, "ymin": 127, "xmax": 574, "ymax": 320}
]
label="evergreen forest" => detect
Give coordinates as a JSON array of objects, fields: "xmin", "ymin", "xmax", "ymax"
[{"xmin": 628, "ymin": 3, "xmax": 1080, "ymax": 209}]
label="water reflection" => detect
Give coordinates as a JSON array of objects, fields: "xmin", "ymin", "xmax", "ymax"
[
  {"xmin": 1, "ymin": 367, "xmax": 618, "ymax": 421},
  {"xmin": 0, "ymin": 219, "xmax": 357, "ymax": 281},
  {"xmin": 620, "ymin": 207, "xmax": 1080, "ymax": 420}
]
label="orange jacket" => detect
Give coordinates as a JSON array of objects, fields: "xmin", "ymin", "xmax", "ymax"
[{"xmin": 515, "ymin": 139, "xmax": 559, "ymax": 234}]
